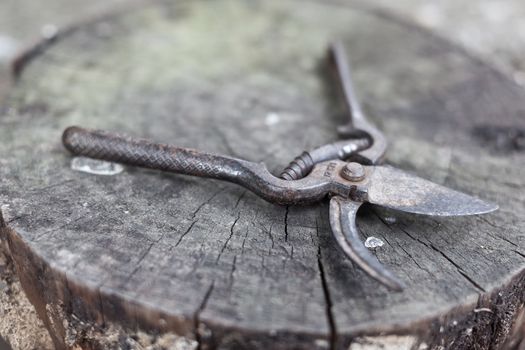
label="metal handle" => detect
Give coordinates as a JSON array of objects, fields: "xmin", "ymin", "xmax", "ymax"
[
  {"xmin": 62, "ymin": 126, "xmax": 347, "ymax": 205},
  {"xmin": 63, "ymin": 126, "xmax": 247, "ymax": 180},
  {"xmin": 329, "ymin": 41, "xmax": 387, "ymax": 164},
  {"xmin": 280, "ymin": 139, "xmax": 370, "ymax": 180}
]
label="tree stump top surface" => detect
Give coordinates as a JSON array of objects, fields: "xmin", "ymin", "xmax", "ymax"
[{"xmin": 1, "ymin": 0, "xmax": 524, "ymax": 348}]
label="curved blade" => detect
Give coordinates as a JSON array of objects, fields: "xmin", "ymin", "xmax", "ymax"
[
  {"xmin": 367, "ymin": 166, "xmax": 498, "ymax": 216},
  {"xmin": 329, "ymin": 196, "xmax": 405, "ymax": 291}
]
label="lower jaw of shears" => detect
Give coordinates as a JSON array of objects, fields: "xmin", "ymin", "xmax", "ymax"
[{"xmin": 329, "ymin": 196, "xmax": 406, "ymax": 291}]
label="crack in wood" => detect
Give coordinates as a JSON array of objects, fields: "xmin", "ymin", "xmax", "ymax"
[
  {"xmin": 383, "ymin": 233, "xmax": 431, "ymax": 275},
  {"xmin": 125, "ymin": 229, "xmax": 169, "ymax": 282},
  {"xmin": 174, "ymin": 220, "xmax": 198, "ymax": 248},
  {"xmin": 228, "ymin": 255, "xmax": 237, "ymax": 290},
  {"xmin": 216, "ymin": 213, "xmax": 241, "ymax": 263},
  {"xmin": 284, "ymin": 206, "xmax": 289, "ymax": 242},
  {"xmin": 6, "ymin": 215, "xmax": 26, "ymax": 225},
  {"xmin": 315, "ymin": 221, "xmax": 336, "ymax": 350},
  {"xmin": 428, "ymin": 243, "xmax": 486, "ymax": 293},
  {"xmin": 376, "ymin": 233, "xmax": 394, "ymax": 249},
  {"xmin": 262, "ymin": 224, "xmax": 274, "ymax": 254},
  {"xmin": 0, "ymin": 208, "xmax": 5, "ymax": 228},
  {"xmin": 241, "ymin": 211, "xmax": 260, "ymax": 256},
  {"xmin": 194, "ymin": 281, "xmax": 215, "ymax": 350},
  {"xmin": 190, "ymin": 187, "xmax": 225, "ymax": 220},
  {"xmin": 97, "ymin": 287, "xmax": 106, "ymax": 326},
  {"xmin": 513, "ymin": 250, "xmax": 525, "ymax": 259},
  {"xmin": 372, "ymin": 211, "xmax": 430, "ymax": 274},
  {"xmin": 397, "ymin": 244, "xmax": 428, "ymax": 273},
  {"xmin": 478, "ymin": 216, "xmax": 519, "ymax": 247},
  {"xmin": 241, "ymin": 226, "xmax": 249, "ymax": 256},
  {"xmin": 399, "ymin": 225, "xmax": 486, "ymax": 292},
  {"xmin": 125, "ymin": 241, "xmax": 155, "ymax": 283},
  {"xmin": 485, "ymin": 231, "xmax": 519, "ymax": 248},
  {"xmin": 234, "ymin": 190, "xmax": 247, "ymax": 209}
]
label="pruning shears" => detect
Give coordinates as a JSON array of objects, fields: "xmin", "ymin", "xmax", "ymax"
[{"xmin": 62, "ymin": 41, "xmax": 497, "ymax": 290}]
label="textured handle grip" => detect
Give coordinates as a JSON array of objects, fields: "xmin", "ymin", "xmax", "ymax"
[
  {"xmin": 62, "ymin": 126, "xmax": 241, "ymax": 180},
  {"xmin": 61, "ymin": 126, "xmax": 341, "ymax": 205}
]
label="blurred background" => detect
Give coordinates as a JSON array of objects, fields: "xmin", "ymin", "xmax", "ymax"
[
  {"xmin": 0, "ymin": 0, "xmax": 524, "ymax": 349},
  {"xmin": 2, "ymin": 0, "xmax": 524, "ymax": 103}
]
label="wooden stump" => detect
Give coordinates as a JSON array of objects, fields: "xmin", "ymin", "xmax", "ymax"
[{"xmin": 1, "ymin": 1, "xmax": 524, "ymax": 349}]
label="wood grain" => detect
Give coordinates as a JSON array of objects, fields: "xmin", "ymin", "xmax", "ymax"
[{"xmin": 0, "ymin": 1, "xmax": 524, "ymax": 349}]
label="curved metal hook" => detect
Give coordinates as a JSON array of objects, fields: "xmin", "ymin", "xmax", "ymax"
[{"xmin": 329, "ymin": 196, "xmax": 405, "ymax": 291}]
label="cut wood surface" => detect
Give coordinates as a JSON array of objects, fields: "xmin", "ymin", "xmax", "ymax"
[{"xmin": 0, "ymin": 1, "xmax": 524, "ymax": 349}]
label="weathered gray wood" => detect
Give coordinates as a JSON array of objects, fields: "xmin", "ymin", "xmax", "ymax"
[{"xmin": 0, "ymin": 0, "xmax": 524, "ymax": 349}]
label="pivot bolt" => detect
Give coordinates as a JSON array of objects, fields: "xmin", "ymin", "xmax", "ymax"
[{"xmin": 341, "ymin": 162, "xmax": 365, "ymax": 181}]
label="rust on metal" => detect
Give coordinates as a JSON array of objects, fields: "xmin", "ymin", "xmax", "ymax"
[
  {"xmin": 340, "ymin": 162, "xmax": 366, "ymax": 182},
  {"xmin": 61, "ymin": 41, "xmax": 498, "ymax": 290}
]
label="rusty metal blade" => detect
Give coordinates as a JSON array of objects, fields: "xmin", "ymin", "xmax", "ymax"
[
  {"xmin": 366, "ymin": 166, "xmax": 498, "ymax": 216},
  {"xmin": 329, "ymin": 196, "xmax": 405, "ymax": 291}
]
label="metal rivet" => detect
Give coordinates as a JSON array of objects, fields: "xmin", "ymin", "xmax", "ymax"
[{"xmin": 340, "ymin": 162, "xmax": 365, "ymax": 181}]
